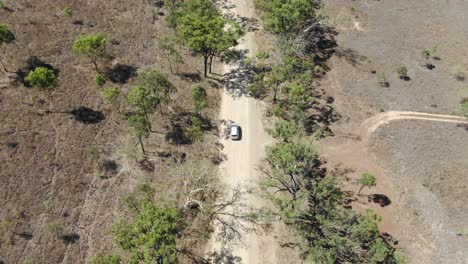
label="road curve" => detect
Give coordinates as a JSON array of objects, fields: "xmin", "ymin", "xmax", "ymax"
[{"xmin": 360, "ymin": 111, "xmax": 468, "ymax": 140}]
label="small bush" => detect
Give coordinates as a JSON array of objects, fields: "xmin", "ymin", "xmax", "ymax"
[
  {"xmin": 256, "ymin": 50, "xmax": 270, "ymax": 60},
  {"xmin": 90, "ymin": 252, "xmax": 122, "ymax": 264},
  {"xmin": 95, "ymin": 73, "xmax": 105, "ymax": 87},
  {"xmin": 397, "ymin": 66, "xmax": 408, "ymax": 80},
  {"xmin": 377, "ymin": 72, "xmax": 389, "ymax": 87},
  {"xmin": 244, "ymin": 57, "xmax": 254, "ymax": 68},
  {"xmin": 186, "ymin": 116, "xmax": 203, "ymax": 142},
  {"xmin": 461, "ymin": 98, "xmax": 468, "ymax": 117},
  {"xmin": 63, "ymin": 6, "xmax": 73, "ymax": 17},
  {"xmin": 421, "ymin": 44, "xmax": 438, "ymax": 60},
  {"xmin": 421, "ymin": 49, "xmax": 431, "ymax": 60},
  {"xmin": 102, "ymin": 87, "xmax": 120, "ymax": 105}
]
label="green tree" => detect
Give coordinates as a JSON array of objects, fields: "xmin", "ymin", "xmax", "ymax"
[
  {"xmin": 357, "ymin": 173, "xmax": 377, "ymax": 195},
  {"xmin": 192, "ymin": 84, "xmax": 207, "ymax": 116},
  {"xmin": 127, "ymin": 86, "xmax": 159, "ymax": 132},
  {"xmin": 141, "ymin": 69, "xmax": 175, "ymax": 107},
  {"xmin": 268, "ymin": 119, "xmax": 299, "ymax": 142},
  {"xmin": 0, "ymin": 23, "xmax": 15, "ymax": 72},
  {"xmin": 158, "ymin": 36, "xmax": 182, "ymax": 74},
  {"xmin": 112, "ymin": 203, "xmax": 181, "ymax": 264},
  {"xmin": 264, "ymin": 140, "xmax": 319, "ymax": 202},
  {"xmin": 127, "ymin": 114, "xmax": 150, "ymax": 154},
  {"xmin": 90, "ymin": 252, "xmax": 122, "ymax": 264},
  {"xmin": 25, "ymin": 67, "xmax": 58, "ymax": 111},
  {"xmin": 175, "ymin": 0, "xmax": 243, "ymax": 76},
  {"xmin": 128, "ymin": 70, "xmax": 175, "ymax": 132},
  {"xmin": 72, "ymin": 34, "xmax": 107, "ymax": 72},
  {"xmin": 255, "ymin": 0, "xmax": 317, "ymax": 36}
]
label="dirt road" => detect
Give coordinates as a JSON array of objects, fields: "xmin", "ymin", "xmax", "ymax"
[
  {"xmin": 209, "ymin": 0, "xmax": 279, "ymax": 263},
  {"xmin": 360, "ymin": 111, "xmax": 468, "ymax": 140}
]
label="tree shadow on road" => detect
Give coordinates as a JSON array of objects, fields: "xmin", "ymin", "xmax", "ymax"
[{"xmin": 222, "ymin": 49, "xmax": 254, "ymax": 98}]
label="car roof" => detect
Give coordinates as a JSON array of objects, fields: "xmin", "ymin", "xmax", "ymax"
[{"xmin": 230, "ymin": 125, "xmax": 239, "ymax": 134}]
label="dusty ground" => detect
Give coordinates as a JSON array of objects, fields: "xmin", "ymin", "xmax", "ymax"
[
  {"xmin": 0, "ymin": 1, "xmax": 221, "ymax": 263},
  {"xmin": 321, "ymin": 0, "xmax": 468, "ymax": 263}
]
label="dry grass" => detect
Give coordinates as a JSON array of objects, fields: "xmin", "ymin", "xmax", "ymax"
[{"xmin": 0, "ymin": 1, "xmax": 224, "ymax": 263}]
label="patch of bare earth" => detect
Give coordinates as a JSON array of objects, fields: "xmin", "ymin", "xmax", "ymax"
[{"xmin": 321, "ymin": 0, "xmax": 468, "ymax": 263}]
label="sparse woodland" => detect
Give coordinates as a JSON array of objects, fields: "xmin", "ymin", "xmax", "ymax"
[
  {"xmin": 253, "ymin": 0, "xmax": 405, "ymax": 262},
  {"xmin": 4, "ymin": 0, "xmax": 464, "ymax": 263},
  {"xmin": 0, "ymin": 0, "xmax": 243, "ymax": 263}
]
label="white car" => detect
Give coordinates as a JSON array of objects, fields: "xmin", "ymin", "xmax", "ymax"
[{"xmin": 230, "ymin": 123, "xmax": 241, "ymax": 140}]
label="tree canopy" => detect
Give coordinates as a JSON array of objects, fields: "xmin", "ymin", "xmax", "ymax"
[
  {"xmin": 170, "ymin": 0, "xmax": 243, "ymax": 76},
  {"xmin": 357, "ymin": 173, "xmax": 377, "ymax": 195},
  {"xmin": 264, "ymin": 140, "xmax": 319, "ymax": 202},
  {"xmin": 90, "ymin": 252, "xmax": 122, "ymax": 264},
  {"xmin": 141, "ymin": 69, "xmax": 175, "ymax": 104},
  {"xmin": 255, "ymin": 0, "xmax": 318, "ymax": 35},
  {"xmin": 72, "ymin": 34, "xmax": 107, "ymax": 71},
  {"xmin": 25, "ymin": 67, "xmax": 57, "ymax": 90},
  {"xmin": 128, "ymin": 86, "xmax": 159, "ymax": 117},
  {"xmin": 127, "ymin": 69, "xmax": 175, "ymax": 132},
  {"xmin": 112, "ymin": 203, "xmax": 181, "ymax": 264}
]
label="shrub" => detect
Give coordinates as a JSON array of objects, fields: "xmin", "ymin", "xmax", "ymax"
[
  {"xmin": 25, "ymin": 67, "xmax": 57, "ymax": 90},
  {"xmin": 192, "ymin": 84, "xmax": 207, "ymax": 115},
  {"xmin": 95, "ymin": 73, "xmax": 105, "ymax": 87},
  {"xmin": 72, "ymin": 34, "xmax": 107, "ymax": 71},
  {"xmin": 186, "ymin": 116, "xmax": 203, "ymax": 142},
  {"xmin": 63, "ymin": 6, "xmax": 73, "ymax": 17},
  {"xmin": 377, "ymin": 72, "xmax": 389, "ymax": 87},
  {"xmin": 0, "ymin": 23, "xmax": 15, "ymax": 44},
  {"xmin": 102, "ymin": 87, "xmax": 120, "ymax": 105},
  {"xmin": 90, "ymin": 252, "xmax": 121, "ymax": 264},
  {"xmin": 421, "ymin": 44, "xmax": 438, "ymax": 60},
  {"xmin": 256, "ymin": 50, "xmax": 270, "ymax": 60},
  {"xmin": 25, "ymin": 67, "xmax": 58, "ymax": 111},
  {"xmin": 461, "ymin": 98, "xmax": 468, "ymax": 117},
  {"xmin": 397, "ymin": 66, "xmax": 408, "ymax": 79},
  {"xmin": 357, "ymin": 173, "xmax": 377, "ymax": 195}
]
